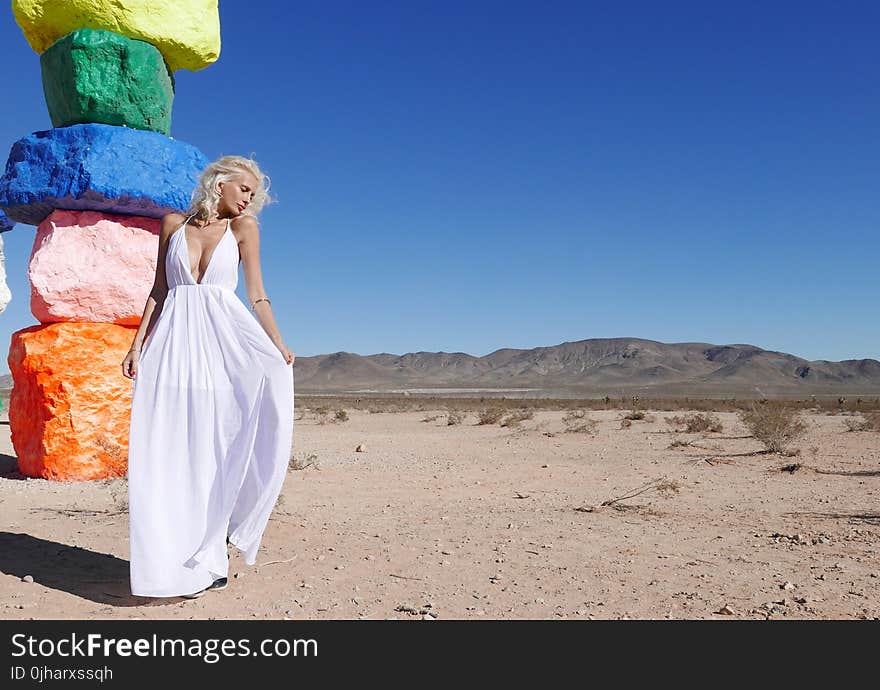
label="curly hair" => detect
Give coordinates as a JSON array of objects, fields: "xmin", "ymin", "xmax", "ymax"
[{"xmin": 186, "ymin": 155, "xmax": 273, "ymax": 220}]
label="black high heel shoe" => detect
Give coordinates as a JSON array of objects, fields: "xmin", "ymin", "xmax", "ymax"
[{"xmin": 182, "ymin": 576, "xmax": 228, "ymax": 599}]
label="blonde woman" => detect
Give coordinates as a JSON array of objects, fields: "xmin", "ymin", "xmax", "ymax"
[{"xmin": 122, "ymin": 155, "xmax": 295, "ymax": 599}]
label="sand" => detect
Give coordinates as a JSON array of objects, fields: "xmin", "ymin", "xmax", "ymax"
[{"xmin": 1, "ymin": 405, "xmax": 877, "ymax": 620}]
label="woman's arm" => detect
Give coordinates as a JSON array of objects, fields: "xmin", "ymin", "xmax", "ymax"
[
  {"xmin": 128, "ymin": 214, "xmax": 179, "ymax": 352},
  {"xmin": 233, "ymin": 215, "xmax": 294, "ymax": 363}
]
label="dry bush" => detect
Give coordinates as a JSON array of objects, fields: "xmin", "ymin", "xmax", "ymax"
[
  {"xmin": 477, "ymin": 407, "xmax": 505, "ymax": 425},
  {"xmin": 843, "ymin": 412, "xmax": 880, "ymax": 432},
  {"xmin": 656, "ymin": 479, "xmax": 682, "ymax": 497},
  {"xmin": 738, "ymin": 403, "xmax": 807, "ymax": 454},
  {"xmin": 563, "ymin": 410, "xmax": 599, "ymax": 434},
  {"xmin": 665, "ymin": 412, "xmax": 723, "ymax": 434},
  {"xmin": 106, "ymin": 479, "xmax": 129, "ymax": 514},
  {"xmin": 421, "ymin": 413, "xmax": 442, "ymax": 423},
  {"xmin": 567, "ymin": 419, "xmax": 599, "ymax": 434},
  {"xmin": 624, "ymin": 409, "xmax": 646, "ymax": 421},
  {"xmin": 562, "ymin": 409, "xmax": 586, "ymax": 422},
  {"xmin": 446, "ymin": 410, "xmax": 464, "ymax": 426},
  {"xmin": 668, "ymin": 439, "xmax": 694, "ymax": 449},
  {"xmin": 334, "ymin": 409, "xmax": 349, "ymax": 422},
  {"xmin": 598, "ymin": 475, "xmax": 680, "ymax": 508},
  {"xmin": 619, "ymin": 418, "xmax": 632, "ymax": 429},
  {"xmin": 501, "ymin": 410, "xmax": 534, "ymax": 427},
  {"xmin": 311, "ymin": 405, "xmax": 332, "ymax": 424},
  {"xmin": 289, "ymin": 452, "xmax": 319, "ymax": 471}
]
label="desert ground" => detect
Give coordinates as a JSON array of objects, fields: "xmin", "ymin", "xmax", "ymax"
[{"xmin": 1, "ymin": 396, "xmax": 878, "ymax": 620}]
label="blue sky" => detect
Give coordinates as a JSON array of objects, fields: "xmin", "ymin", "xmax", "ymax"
[{"xmin": 1, "ymin": 1, "xmax": 878, "ymax": 375}]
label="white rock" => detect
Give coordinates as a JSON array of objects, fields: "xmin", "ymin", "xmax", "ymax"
[{"xmin": 0, "ymin": 234, "xmax": 12, "ymax": 314}]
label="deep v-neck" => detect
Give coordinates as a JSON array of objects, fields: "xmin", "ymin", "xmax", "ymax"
[{"xmin": 182, "ymin": 217, "xmax": 230, "ymax": 285}]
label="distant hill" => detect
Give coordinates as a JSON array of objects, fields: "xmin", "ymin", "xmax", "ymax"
[
  {"xmin": 2, "ymin": 338, "xmax": 878, "ymax": 397},
  {"xmin": 290, "ymin": 338, "xmax": 880, "ymax": 397}
]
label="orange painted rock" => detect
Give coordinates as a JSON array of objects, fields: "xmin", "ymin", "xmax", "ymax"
[{"xmin": 7, "ymin": 321, "xmax": 137, "ymax": 480}]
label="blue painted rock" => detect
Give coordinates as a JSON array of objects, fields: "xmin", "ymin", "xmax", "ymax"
[
  {"xmin": 0, "ymin": 123, "xmax": 208, "ymax": 224},
  {"xmin": 41, "ymin": 28, "xmax": 175, "ymax": 135}
]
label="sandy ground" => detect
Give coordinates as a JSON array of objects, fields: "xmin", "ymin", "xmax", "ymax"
[{"xmin": 0, "ymin": 405, "xmax": 878, "ymax": 620}]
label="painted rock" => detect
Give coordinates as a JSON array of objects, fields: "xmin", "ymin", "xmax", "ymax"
[
  {"xmin": 0, "ymin": 209, "xmax": 13, "ymax": 232},
  {"xmin": 0, "ymin": 234, "xmax": 11, "ymax": 314},
  {"xmin": 41, "ymin": 28, "xmax": 174, "ymax": 135},
  {"xmin": 12, "ymin": 0, "xmax": 220, "ymax": 73},
  {"xmin": 7, "ymin": 321, "xmax": 137, "ymax": 480},
  {"xmin": 30, "ymin": 210, "xmax": 161, "ymax": 324},
  {"xmin": 0, "ymin": 123, "xmax": 207, "ymax": 225}
]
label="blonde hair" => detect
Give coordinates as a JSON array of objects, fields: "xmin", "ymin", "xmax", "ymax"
[{"xmin": 186, "ymin": 155, "xmax": 273, "ymax": 219}]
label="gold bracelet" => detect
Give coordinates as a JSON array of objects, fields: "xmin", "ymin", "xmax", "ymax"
[{"xmin": 252, "ymin": 297, "xmax": 271, "ymax": 309}]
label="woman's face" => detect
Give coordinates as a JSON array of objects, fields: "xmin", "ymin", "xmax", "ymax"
[{"xmin": 217, "ymin": 172, "xmax": 259, "ymax": 217}]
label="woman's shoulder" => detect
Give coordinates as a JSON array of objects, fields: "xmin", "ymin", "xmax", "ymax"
[
  {"xmin": 162, "ymin": 211, "xmax": 188, "ymax": 226},
  {"xmin": 158, "ymin": 211, "xmax": 188, "ymax": 239},
  {"xmin": 230, "ymin": 213, "xmax": 259, "ymax": 237}
]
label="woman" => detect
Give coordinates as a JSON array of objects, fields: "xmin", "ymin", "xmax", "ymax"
[{"xmin": 122, "ymin": 155, "xmax": 295, "ymax": 599}]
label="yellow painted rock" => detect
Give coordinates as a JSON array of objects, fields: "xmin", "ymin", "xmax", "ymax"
[
  {"xmin": 12, "ymin": 0, "xmax": 220, "ymax": 72},
  {"xmin": 7, "ymin": 322, "xmax": 137, "ymax": 480}
]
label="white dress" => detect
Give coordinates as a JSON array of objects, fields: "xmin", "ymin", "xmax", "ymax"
[{"xmin": 127, "ymin": 213, "xmax": 294, "ymax": 597}]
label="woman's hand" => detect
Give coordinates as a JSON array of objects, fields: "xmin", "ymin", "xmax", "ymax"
[
  {"xmin": 122, "ymin": 350, "xmax": 140, "ymax": 379},
  {"xmin": 273, "ymin": 338, "xmax": 295, "ymax": 365}
]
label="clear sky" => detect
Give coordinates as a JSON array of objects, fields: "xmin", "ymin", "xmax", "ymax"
[{"xmin": 1, "ymin": 1, "xmax": 878, "ymax": 376}]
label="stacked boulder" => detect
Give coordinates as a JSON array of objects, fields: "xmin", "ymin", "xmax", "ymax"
[
  {"xmin": 0, "ymin": 1, "xmax": 220, "ymax": 480},
  {"xmin": 1, "ymin": 211, "xmax": 12, "ymax": 314}
]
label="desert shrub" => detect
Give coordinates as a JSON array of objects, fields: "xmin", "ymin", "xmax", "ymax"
[
  {"xmin": 738, "ymin": 403, "xmax": 807, "ymax": 454},
  {"xmin": 446, "ymin": 410, "xmax": 464, "ymax": 426},
  {"xmin": 421, "ymin": 413, "xmax": 442, "ymax": 423},
  {"xmin": 289, "ymin": 452, "xmax": 319, "ymax": 471},
  {"xmin": 501, "ymin": 410, "xmax": 534, "ymax": 427},
  {"xmin": 334, "ymin": 409, "xmax": 349, "ymax": 422},
  {"xmin": 624, "ymin": 410, "xmax": 645, "ymax": 421},
  {"xmin": 619, "ymin": 418, "xmax": 632, "ymax": 429},
  {"xmin": 843, "ymin": 412, "xmax": 880, "ymax": 432},
  {"xmin": 656, "ymin": 479, "xmax": 681, "ymax": 497},
  {"xmin": 563, "ymin": 409, "xmax": 598, "ymax": 433},
  {"xmin": 565, "ymin": 418, "xmax": 599, "ymax": 434},
  {"xmin": 665, "ymin": 412, "xmax": 723, "ymax": 434},
  {"xmin": 477, "ymin": 407, "xmax": 505, "ymax": 425}
]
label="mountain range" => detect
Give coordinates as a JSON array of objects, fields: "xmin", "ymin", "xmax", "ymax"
[{"xmin": 278, "ymin": 337, "xmax": 880, "ymax": 397}]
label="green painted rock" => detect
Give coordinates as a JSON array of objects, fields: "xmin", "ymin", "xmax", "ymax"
[{"xmin": 40, "ymin": 28, "xmax": 174, "ymax": 135}]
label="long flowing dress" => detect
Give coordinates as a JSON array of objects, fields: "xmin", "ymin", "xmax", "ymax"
[{"xmin": 127, "ymin": 213, "xmax": 294, "ymax": 597}]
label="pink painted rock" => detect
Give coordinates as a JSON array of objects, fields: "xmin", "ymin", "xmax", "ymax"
[
  {"xmin": 30, "ymin": 210, "xmax": 160, "ymax": 324},
  {"xmin": 7, "ymin": 321, "xmax": 137, "ymax": 480}
]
